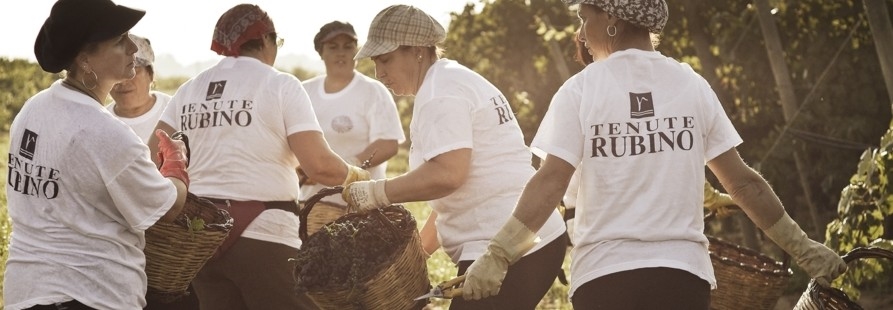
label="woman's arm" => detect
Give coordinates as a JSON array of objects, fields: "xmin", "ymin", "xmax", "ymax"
[
  {"xmin": 355, "ymin": 139, "xmax": 399, "ymax": 168},
  {"xmin": 385, "ymin": 148, "xmax": 471, "ymax": 203},
  {"xmin": 420, "ymin": 210, "xmax": 440, "ymax": 256}
]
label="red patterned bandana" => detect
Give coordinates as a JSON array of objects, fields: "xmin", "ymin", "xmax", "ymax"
[{"xmin": 211, "ymin": 4, "xmax": 274, "ymax": 56}]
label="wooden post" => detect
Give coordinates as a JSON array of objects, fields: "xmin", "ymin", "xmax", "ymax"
[
  {"xmin": 752, "ymin": 0, "xmax": 825, "ymax": 238},
  {"xmin": 863, "ymin": 0, "xmax": 893, "ymax": 113}
]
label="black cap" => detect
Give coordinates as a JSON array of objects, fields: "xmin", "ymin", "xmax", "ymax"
[
  {"xmin": 34, "ymin": 0, "xmax": 145, "ymax": 73},
  {"xmin": 313, "ymin": 21, "xmax": 357, "ymax": 54}
]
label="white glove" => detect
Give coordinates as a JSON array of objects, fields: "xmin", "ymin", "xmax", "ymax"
[
  {"xmin": 342, "ymin": 179, "xmax": 389, "ymax": 211},
  {"xmin": 463, "ymin": 216, "xmax": 537, "ymax": 300},
  {"xmin": 762, "ymin": 213, "xmax": 847, "ymax": 286}
]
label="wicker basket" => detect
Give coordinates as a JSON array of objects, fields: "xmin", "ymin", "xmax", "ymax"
[
  {"xmin": 708, "ymin": 235, "xmax": 792, "ymax": 310},
  {"xmin": 300, "ymin": 199, "xmax": 348, "ymax": 237},
  {"xmin": 793, "ymin": 247, "xmax": 893, "ymax": 310},
  {"xmin": 295, "ymin": 187, "xmax": 430, "ymax": 310},
  {"xmin": 299, "ymin": 158, "xmax": 373, "ymax": 237},
  {"xmin": 145, "ymin": 193, "xmax": 233, "ymax": 302}
]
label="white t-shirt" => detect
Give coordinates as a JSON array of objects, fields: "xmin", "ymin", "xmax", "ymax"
[
  {"xmin": 159, "ymin": 57, "xmax": 321, "ymax": 249},
  {"xmin": 4, "ymin": 81, "xmax": 178, "ymax": 310},
  {"xmin": 409, "ymin": 59, "xmax": 565, "ymax": 263},
  {"xmin": 107, "ymin": 90, "xmax": 172, "ymax": 143},
  {"xmin": 531, "ymin": 49, "xmax": 743, "ymax": 297},
  {"xmin": 300, "ymin": 71, "xmax": 405, "ymax": 204}
]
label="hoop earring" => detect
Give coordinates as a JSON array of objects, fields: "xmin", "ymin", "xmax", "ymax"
[
  {"xmin": 80, "ymin": 70, "xmax": 98, "ymax": 90},
  {"xmin": 607, "ymin": 25, "xmax": 617, "ymax": 37},
  {"xmin": 417, "ymin": 55, "xmax": 422, "ymax": 63}
]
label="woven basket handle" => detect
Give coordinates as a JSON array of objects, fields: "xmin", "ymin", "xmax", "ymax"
[
  {"xmin": 298, "ymin": 186, "xmax": 345, "ymax": 241},
  {"xmin": 799, "ymin": 247, "xmax": 893, "ymax": 309},
  {"xmin": 841, "ymin": 247, "xmax": 893, "ymax": 263},
  {"xmin": 170, "ymin": 131, "xmax": 190, "ymax": 167}
]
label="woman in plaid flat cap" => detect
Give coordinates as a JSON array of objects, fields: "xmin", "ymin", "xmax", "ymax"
[
  {"xmin": 342, "ymin": 4, "xmax": 568, "ymax": 310},
  {"xmin": 462, "ymin": 0, "xmax": 847, "ymax": 309}
]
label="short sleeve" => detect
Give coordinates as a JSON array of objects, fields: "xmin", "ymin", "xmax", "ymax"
[
  {"xmin": 531, "ymin": 79, "xmax": 585, "ymax": 168},
  {"xmin": 158, "ymin": 84, "xmax": 184, "ymax": 129},
  {"xmin": 280, "ymin": 76, "xmax": 322, "ymax": 135},
  {"xmin": 368, "ymin": 83, "xmax": 406, "ymax": 143},
  {"xmin": 700, "ymin": 81, "xmax": 742, "ymax": 161},
  {"xmin": 412, "ymin": 96, "xmax": 474, "ymax": 161}
]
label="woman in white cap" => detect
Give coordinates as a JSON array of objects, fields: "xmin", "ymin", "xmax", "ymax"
[
  {"xmin": 4, "ymin": 0, "xmax": 190, "ymax": 309},
  {"xmin": 342, "ymin": 4, "xmax": 568, "ymax": 309},
  {"xmin": 108, "ymin": 34, "xmax": 172, "ymax": 144},
  {"xmin": 149, "ymin": 4, "xmax": 366, "ymax": 310},
  {"xmin": 107, "ymin": 33, "xmax": 200, "ymax": 310},
  {"xmin": 298, "ymin": 21, "xmax": 405, "ymax": 222},
  {"xmin": 462, "ymin": 0, "xmax": 847, "ymax": 309}
]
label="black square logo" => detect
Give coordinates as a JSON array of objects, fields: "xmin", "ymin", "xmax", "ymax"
[
  {"xmin": 629, "ymin": 92, "xmax": 655, "ymax": 119},
  {"xmin": 19, "ymin": 129, "xmax": 38, "ymax": 160},
  {"xmin": 206, "ymin": 81, "xmax": 227, "ymax": 101}
]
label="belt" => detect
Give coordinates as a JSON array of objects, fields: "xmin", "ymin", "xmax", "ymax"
[
  {"xmin": 563, "ymin": 208, "xmax": 575, "ymax": 221},
  {"xmin": 203, "ymin": 198, "xmax": 299, "ymax": 215}
]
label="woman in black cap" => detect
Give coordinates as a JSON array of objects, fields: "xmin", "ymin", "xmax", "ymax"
[
  {"xmin": 462, "ymin": 0, "xmax": 847, "ymax": 309},
  {"xmin": 298, "ymin": 21, "xmax": 405, "ymax": 229},
  {"xmin": 4, "ymin": 0, "xmax": 190, "ymax": 309}
]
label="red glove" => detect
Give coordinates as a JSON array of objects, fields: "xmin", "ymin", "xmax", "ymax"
[{"xmin": 156, "ymin": 129, "xmax": 189, "ymax": 188}]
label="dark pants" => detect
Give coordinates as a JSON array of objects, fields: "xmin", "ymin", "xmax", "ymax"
[
  {"xmin": 144, "ymin": 285, "xmax": 200, "ymax": 310},
  {"xmin": 571, "ymin": 267, "xmax": 710, "ymax": 310},
  {"xmin": 24, "ymin": 300, "xmax": 94, "ymax": 310},
  {"xmin": 449, "ymin": 234, "xmax": 568, "ymax": 310},
  {"xmin": 192, "ymin": 237, "xmax": 319, "ymax": 310},
  {"xmin": 23, "ymin": 287, "xmax": 200, "ymax": 310}
]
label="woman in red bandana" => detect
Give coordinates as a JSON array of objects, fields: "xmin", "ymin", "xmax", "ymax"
[{"xmin": 149, "ymin": 4, "xmax": 367, "ymax": 310}]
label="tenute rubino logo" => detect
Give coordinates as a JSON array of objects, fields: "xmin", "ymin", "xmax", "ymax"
[
  {"xmin": 629, "ymin": 92, "xmax": 655, "ymax": 119},
  {"xmin": 9, "ymin": 128, "xmax": 62, "ymax": 199},
  {"xmin": 19, "ymin": 129, "xmax": 38, "ymax": 160},
  {"xmin": 206, "ymin": 81, "xmax": 227, "ymax": 101}
]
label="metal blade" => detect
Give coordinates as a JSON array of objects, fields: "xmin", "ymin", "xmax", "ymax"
[{"xmin": 414, "ymin": 291, "xmax": 436, "ymax": 301}]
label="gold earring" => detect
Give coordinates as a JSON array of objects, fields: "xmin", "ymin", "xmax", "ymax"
[{"xmin": 607, "ymin": 25, "xmax": 617, "ymax": 37}]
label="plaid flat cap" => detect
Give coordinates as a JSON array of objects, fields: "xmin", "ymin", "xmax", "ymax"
[{"xmin": 355, "ymin": 5, "xmax": 446, "ymax": 60}]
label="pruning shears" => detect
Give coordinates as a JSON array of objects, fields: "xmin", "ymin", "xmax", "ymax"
[
  {"xmin": 414, "ymin": 275, "xmax": 465, "ymax": 301},
  {"xmin": 359, "ymin": 150, "xmax": 378, "ymax": 169}
]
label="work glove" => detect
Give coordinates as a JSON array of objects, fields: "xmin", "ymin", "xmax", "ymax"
[
  {"xmin": 342, "ymin": 164, "xmax": 370, "ymax": 187},
  {"xmin": 762, "ymin": 213, "xmax": 847, "ymax": 286},
  {"xmin": 463, "ymin": 215, "xmax": 538, "ymax": 300},
  {"xmin": 156, "ymin": 129, "xmax": 189, "ymax": 188},
  {"xmin": 704, "ymin": 182, "xmax": 737, "ymax": 219},
  {"xmin": 342, "ymin": 179, "xmax": 388, "ymax": 211}
]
